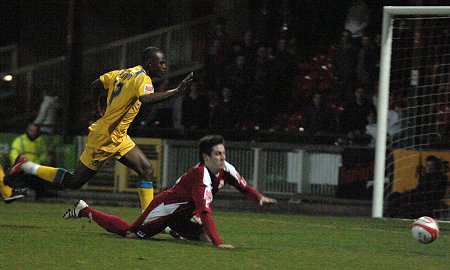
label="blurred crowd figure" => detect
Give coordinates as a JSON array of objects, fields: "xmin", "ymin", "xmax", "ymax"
[
  {"xmin": 210, "ymin": 86, "xmax": 239, "ymax": 136},
  {"xmin": 340, "ymin": 87, "xmax": 376, "ymax": 142},
  {"xmin": 344, "ymin": 0, "xmax": 370, "ymax": 44},
  {"xmin": 182, "ymin": 82, "xmax": 210, "ymax": 131},
  {"xmin": 159, "ymin": 0, "xmax": 389, "ymax": 143},
  {"xmin": 333, "ymin": 29, "xmax": 358, "ymax": 104},
  {"xmin": 303, "ymin": 93, "xmax": 335, "ymax": 135},
  {"xmin": 33, "ymin": 88, "xmax": 60, "ymax": 135}
]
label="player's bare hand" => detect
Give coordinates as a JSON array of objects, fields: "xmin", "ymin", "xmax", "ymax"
[
  {"xmin": 218, "ymin": 244, "xmax": 235, "ymax": 249},
  {"xmin": 176, "ymin": 72, "xmax": 194, "ymax": 94},
  {"xmin": 259, "ymin": 196, "xmax": 277, "ymax": 206},
  {"xmin": 125, "ymin": 231, "xmax": 138, "ymax": 239}
]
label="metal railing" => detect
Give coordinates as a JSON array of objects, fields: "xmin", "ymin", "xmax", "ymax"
[
  {"xmin": 81, "ymin": 137, "xmax": 342, "ymax": 196},
  {"xmin": 162, "ymin": 140, "xmax": 343, "ymax": 196}
]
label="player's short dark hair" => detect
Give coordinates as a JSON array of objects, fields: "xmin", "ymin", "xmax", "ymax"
[
  {"xmin": 141, "ymin": 46, "xmax": 162, "ymax": 67},
  {"xmin": 198, "ymin": 134, "xmax": 225, "ymax": 162}
]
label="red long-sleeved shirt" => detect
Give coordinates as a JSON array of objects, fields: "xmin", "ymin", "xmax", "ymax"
[{"xmin": 159, "ymin": 161, "xmax": 262, "ymax": 245}]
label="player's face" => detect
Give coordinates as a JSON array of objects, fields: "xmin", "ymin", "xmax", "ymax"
[
  {"xmin": 149, "ymin": 52, "xmax": 166, "ymax": 77},
  {"xmin": 204, "ymin": 144, "xmax": 226, "ymax": 174}
]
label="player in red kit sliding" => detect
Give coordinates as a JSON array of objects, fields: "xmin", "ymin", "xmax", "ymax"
[{"xmin": 63, "ymin": 134, "xmax": 277, "ymax": 248}]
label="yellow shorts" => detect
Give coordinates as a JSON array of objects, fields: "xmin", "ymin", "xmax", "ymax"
[{"xmin": 80, "ymin": 131, "xmax": 135, "ymax": 171}]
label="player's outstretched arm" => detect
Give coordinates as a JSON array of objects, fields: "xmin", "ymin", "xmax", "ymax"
[
  {"xmin": 140, "ymin": 72, "xmax": 193, "ymax": 104},
  {"xmin": 199, "ymin": 223, "xmax": 234, "ymax": 249},
  {"xmin": 259, "ymin": 195, "xmax": 277, "ymax": 206}
]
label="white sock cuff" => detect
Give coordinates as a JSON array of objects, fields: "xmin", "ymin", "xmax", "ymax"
[{"xmin": 22, "ymin": 162, "xmax": 40, "ymax": 175}]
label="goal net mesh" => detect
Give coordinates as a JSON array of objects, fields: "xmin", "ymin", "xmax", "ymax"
[{"xmin": 383, "ymin": 12, "xmax": 450, "ymax": 219}]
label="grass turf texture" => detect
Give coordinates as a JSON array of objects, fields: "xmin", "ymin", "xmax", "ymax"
[{"xmin": 1, "ymin": 202, "xmax": 448, "ymax": 270}]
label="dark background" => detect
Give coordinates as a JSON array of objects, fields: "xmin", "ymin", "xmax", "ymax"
[
  {"xmin": 1, "ymin": 0, "xmax": 444, "ymax": 67},
  {"xmin": 0, "ymin": 0, "xmax": 394, "ymax": 66},
  {"xmin": 0, "ymin": 0, "xmax": 444, "ymax": 136}
]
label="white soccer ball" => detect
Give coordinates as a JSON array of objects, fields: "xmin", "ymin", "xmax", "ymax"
[{"xmin": 411, "ymin": 216, "xmax": 439, "ymax": 244}]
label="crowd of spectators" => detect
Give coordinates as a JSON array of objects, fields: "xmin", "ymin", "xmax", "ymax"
[
  {"xmin": 137, "ymin": 0, "xmax": 386, "ymax": 146},
  {"xmin": 3, "ymin": 0, "xmax": 448, "ymax": 148}
]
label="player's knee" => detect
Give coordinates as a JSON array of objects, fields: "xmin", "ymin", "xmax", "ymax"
[
  {"xmin": 62, "ymin": 174, "xmax": 87, "ymax": 190},
  {"xmin": 65, "ymin": 181, "xmax": 85, "ymax": 190}
]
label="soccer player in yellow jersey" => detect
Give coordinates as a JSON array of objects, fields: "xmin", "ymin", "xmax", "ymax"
[{"xmin": 8, "ymin": 47, "xmax": 193, "ymax": 210}]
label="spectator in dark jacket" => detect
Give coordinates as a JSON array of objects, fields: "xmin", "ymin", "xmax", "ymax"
[
  {"xmin": 182, "ymin": 82, "xmax": 210, "ymax": 130},
  {"xmin": 340, "ymin": 87, "xmax": 376, "ymax": 139},
  {"xmin": 303, "ymin": 93, "xmax": 335, "ymax": 134},
  {"xmin": 210, "ymin": 86, "xmax": 239, "ymax": 136},
  {"xmin": 333, "ymin": 29, "xmax": 358, "ymax": 103}
]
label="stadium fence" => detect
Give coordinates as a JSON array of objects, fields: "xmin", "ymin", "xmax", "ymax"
[{"xmin": 78, "ymin": 137, "xmax": 344, "ymax": 197}]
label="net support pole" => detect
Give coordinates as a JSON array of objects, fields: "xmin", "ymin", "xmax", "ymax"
[
  {"xmin": 372, "ymin": 7, "xmax": 393, "ymax": 218},
  {"xmin": 372, "ymin": 6, "xmax": 450, "ymax": 218}
]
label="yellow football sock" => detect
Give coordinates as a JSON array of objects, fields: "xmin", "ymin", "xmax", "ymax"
[
  {"xmin": 36, "ymin": 166, "xmax": 66, "ymax": 184},
  {"xmin": 137, "ymin": 181, "xmax": 154, "ymax": 211},
  {"xmin": 0, "ymin": 167, "xmax": 13, "ymax": 198}
]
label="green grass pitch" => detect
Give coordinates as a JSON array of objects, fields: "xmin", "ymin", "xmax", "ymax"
[{"xmin": 1, "ymin": 202, "xmax": 448, "ymax": 270}]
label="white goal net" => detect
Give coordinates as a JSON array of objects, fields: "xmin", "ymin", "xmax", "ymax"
[{"xmin": 373, "ymin": 6, "xmax": 450, "ymax": 219}]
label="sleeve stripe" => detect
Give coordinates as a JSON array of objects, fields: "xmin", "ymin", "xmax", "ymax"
[
  {"xmin": 203, "ymin": 167, "xmax": 213, "ymax": 189},
  {"xmin": 224, "ymin": 161, "xmax": 239, "ymax": 180},
  {"xmin": 135, "ymin": 69, "xmax": 145, "ymax": 76}
]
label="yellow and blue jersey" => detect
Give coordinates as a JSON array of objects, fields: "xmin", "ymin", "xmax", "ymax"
[{"xmin": 88, "ymin": 65, "xmax": 154, "ymax": 146}]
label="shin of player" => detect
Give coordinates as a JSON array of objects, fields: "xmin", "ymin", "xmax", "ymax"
[{"xmin": 137, "ymin": 180, "xmax": 154, "ymax": 210}]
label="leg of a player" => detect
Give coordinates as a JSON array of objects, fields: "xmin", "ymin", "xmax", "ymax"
[
  {"xmin": 15, "ymin": 158, "xmax": 97, "ymax": 189},
  {"xmin": 78, "ymin": 203, "xmax": 131, "ymax": 237},
  {"xmin": 119, "ymin": 146, "xmax": 155, "ymax": 211}
]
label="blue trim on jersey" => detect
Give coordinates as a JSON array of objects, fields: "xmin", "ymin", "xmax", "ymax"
[
  {"xmin": 54, "ymin": 168, "xmax": 66, "ymax": 185},
  {"xmin": 137, "ymin": 180, "xmax": 153, "ymax": 189},
  {"xmin": 135, "ymin": 69, "xmax": 145, "ymax": 76},
  {"xmin": 109, "ymin": 81, "xmax": 124, "ymax": 105}
]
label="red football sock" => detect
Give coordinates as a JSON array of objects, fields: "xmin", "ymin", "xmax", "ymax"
[{"xmin": 80, "ymin": 208, "xmax": 130, "ymax": 237}]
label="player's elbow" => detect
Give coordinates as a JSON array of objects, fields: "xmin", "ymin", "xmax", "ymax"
[
  {"xmin": 198, "ymin": 209, "xmax": 213, "ymax": 221},
  {"xmin": 139, "ymin": 94, "xmax": 158, "ymax": 104}
]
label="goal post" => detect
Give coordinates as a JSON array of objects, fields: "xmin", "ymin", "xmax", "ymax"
[{"xmin": 373, "ymin": 6, "xmax": 450, "ymax": 218}]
